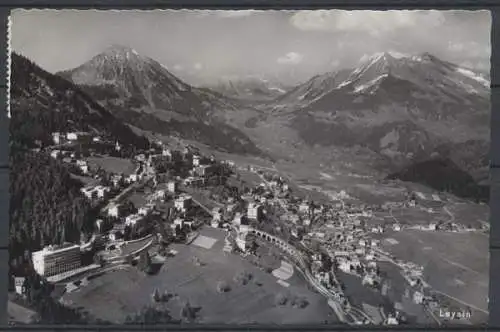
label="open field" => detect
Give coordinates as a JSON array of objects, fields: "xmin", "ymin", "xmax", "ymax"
[
  {"xmin": 445, "ymin": 202, "xmax": 489, "ymax": 229},
  {"xmin": 380, "ymin": 229, "xmax": 489, "ymax": 313},
  {"xmin": 62, "ymin": 227, "xmax": 335, "ymax": 324},
  {"xmin": 87, "ymin": 156, "xmax": 136, "ymax": 175},
  {"xmin": 127, "ymin": 191, "xmax": 148, "ymax": 208},
  {"xmin": 8, "ymin": 301, "xmax": 38, "ymax": 324},
  {"xmin": 71, "ymin": 174, "xmax": 99, "ymax": 186},
  {"xmin": 389, "ymin": 206, "xmax": 446, "ymax": 226},
  {"xmin": 232, "ymin": 170, "xmax": 263, "ymax": 188}
]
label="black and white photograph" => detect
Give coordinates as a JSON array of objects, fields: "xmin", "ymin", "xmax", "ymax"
[{"xmin": 7, "ymin": 9, "xmax": 491, "ymax": 326}]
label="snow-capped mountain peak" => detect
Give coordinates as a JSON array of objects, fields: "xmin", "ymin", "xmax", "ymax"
[
  {"xmin": 359, "ymin": 51, "xmax": 410, "ymax": 64},
  {"xmin": 276, "ymin": 51, "xmax": 490, "ymax": 118}
]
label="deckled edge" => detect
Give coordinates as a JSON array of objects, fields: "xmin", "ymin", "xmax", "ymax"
[{"xmin": 6, "ymin": 11, "xmax": 11, "ymax": 119}]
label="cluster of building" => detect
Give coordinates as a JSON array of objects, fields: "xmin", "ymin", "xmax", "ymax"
[{"xmin": 81, "ymin": 185, "xmax": 111, "ymax": 200}]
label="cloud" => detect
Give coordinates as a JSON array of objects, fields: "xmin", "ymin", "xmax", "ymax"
[
  {"xmin": 193, "ymin": 62, "xmax": 203, "ymax": 70},
  {"xmin": 277, "ymin": 52, "xmax": 304, "ymax": 65},
  {"xmin": 173, "ymin": 64, "xmax": 184, "ymax": 71},
  {"xmin": 448, "ymin": 41, "xmax": 490, "ymax": 58},
  {"xmin": 289, "ymin": 10, "xmax": 445, "ymax": 36}
]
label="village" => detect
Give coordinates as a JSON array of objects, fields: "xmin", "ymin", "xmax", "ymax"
[{"xmin": 10, "ymin": 130, "xmax": 483, "ymax": 325}]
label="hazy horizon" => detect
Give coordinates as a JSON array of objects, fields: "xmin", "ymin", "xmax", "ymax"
[{"xmin": 11, "ymin": 9, "xmax": 491, "ymax": 86}]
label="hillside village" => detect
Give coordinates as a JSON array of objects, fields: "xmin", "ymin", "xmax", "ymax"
[{"xmin": 9, "ymin": 128, "xmax": 486, "ymax": 325}]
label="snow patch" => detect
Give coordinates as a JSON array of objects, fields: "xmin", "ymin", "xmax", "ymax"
[
  {"xmin": 386, "ymin": 51, "xmax": 409, "ymax": 59},
  {"xmin": 456, "ymin": 67, "xmax": 490, "ymax": 87},
  {"xmin": 337, "ymin": 80, "xmax": 352, "ymax": 89},
  {"xmin": 353, "ymin": 74, "xmax": 388, "ymax": 93},
  {"xmin": 269, "ymin": 86, "xmax": 286, "ymax": 94}
]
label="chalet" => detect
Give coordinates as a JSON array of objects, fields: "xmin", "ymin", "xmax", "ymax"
[
  {"xmin": 125, "ymin": 214, "xmax": 143, "ymax": 226},
  {"xmin": 52, "ymin": 132, "xmax": 61, "ymax": 145},
  {"xmin": 151, "ymin": 189, "xmax": 166, "ymax": 201},
  {"xmin": 127, "ymin": 174, "xmax": 138, "ymax": 183},
  {"xmin": 162, "ymin": 148, "xmax": 172, "ymax": 159},
  {"xmin": 111, "ymin": 174, "xmax": 123, "ymax": 187},
  {"xmin": 66, "ymin": 132, "xmax": 79, "ymax": 141},
  {"xmin": 184, "ymin": 177, "xmax": 204, "ymax": 187},
  {"xmin": 247, "ymin": 202, "xmax": 264, "ymax": 222},
  {"xmin": 413, "ymin": 291, "xmax": 424, "ymax": 304},
  {"xmin": 232, "ymin": 212, "xmax": 246, "ymax": 226},
  {"xmin": 14, "ymin": 277, "xmax": 26, "ymax": 296},
  {"xmin": 195, "ymin": 164, "xmax": 217, "ymax": 178},
  {"xmin": 174, "ymin": 194, "xmax": 192, "ymax": 212},
  {"xmin": 212, "ymin": 208, "xmax": 222, "ymax": 222},
  {"xmin": 167, "ymin": 181, "xmax": 176, "ymax": 193},
  {"xmin": 135, "ymin": 154, "xmax": 146, "ymax": 162},
  {"xmin": 173, "ymin": 217, "xmax": 184, "ymax": 227},
  {"xmin": 299, "ymin": 202, "xmax": 311, "ymax": 214},
  {"xmin": 50, "ymin": 150, "xmax": 61, "ymax": 159},
  {"xmin": 235, "ymin": 231, "xmax": 255, "ymax": 252},
  {"xmin": 193, "ymin": 155, "xmax": 201, "ymax": 167},
  {"xmin": 138, "ymin": 204, "xmax": 155, "ymax": 216}
]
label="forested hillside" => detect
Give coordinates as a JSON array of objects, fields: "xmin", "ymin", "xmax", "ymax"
[{"xmin": 9, "ymin": 150, "xmax": 96, "ymax": 271}]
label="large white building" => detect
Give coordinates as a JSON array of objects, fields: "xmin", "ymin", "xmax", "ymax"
[
  {"xmin": 195, "ymin": 165, "xmax": 217, "ymax": 178},
  {"xmin": 125, "ymin": 214, "xmax": 143, "ymax": 226},
  {"xmin": 167, "ymin": 181, "xmax": 176, "ymax": 193},
  {"xmin": 81, "ymin": 185, "xmax": 110, "ymax": 200},
  {"xmin": 175, "ymin": 194, "xmax": 192, "ymax": 212},
  {"xmin": 247, "ymin": 203, "xmax": 263, "ymax": 221},
  {"xmin": 235, "ymin": 231, "xmax": 255, "ymax": 252},
  {"xmin": 108, "ymin": 203, "xmax": 121, "ymax": 218},
  {"xmin": 66, "ymin": 132, "xmax": 79, "ymax": 141},
  {"xmin": 32, "ymin": 244, "xmax": 81, "ymax": 277},
  {"xmin": 193, "ymin": 155, "xmax": 201, "ymax": 167},
  {"xmin": 52, "ymin": 132, "xmax": 61, "ymax": 145}
]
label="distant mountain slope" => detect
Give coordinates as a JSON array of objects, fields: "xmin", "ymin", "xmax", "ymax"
[
  {"xmin": 275, "ymin": 52, "xmax": 490, "ymax": 170},
  {"xmin": 206, "ymin": 77, "xmax": 289, "ymax": 102},
  {"xmin": 10, "ymin": 52, "xmax": 150, "ymax": 150},
  {"xmin": 387, "ymin": 158, "xmax": 489, "ymax": 203},
  {"xmin": 58, "ymin": 45, "xmax": 262, "ymax": 156}
]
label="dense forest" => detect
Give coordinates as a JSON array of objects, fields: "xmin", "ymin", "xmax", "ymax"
[
  {"xmin": 9, "ymin": 149, "xmax": 97, "ymax": 272},
  {"xmin": 387, "ymin": 158, "xmax": 489, "ymax": 203}
]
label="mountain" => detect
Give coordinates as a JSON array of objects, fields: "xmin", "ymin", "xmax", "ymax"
[
  {"xmin": 58, "ymin": 45, "xmax": 262, "ymax": 156},
  {"xmin": 10, "ymin": 52, "xmax": 150, "ymax": 150},
  {"xmin": 387, "ymin": 158, "xmax": 489, "ymax": 203},
  {"xmin": 274, "ymin": 51, "xmax": 490, "ymax": 170},
  {"xmin": 207, "ymin": 77, "xmax": 289, "ymax": 102}
]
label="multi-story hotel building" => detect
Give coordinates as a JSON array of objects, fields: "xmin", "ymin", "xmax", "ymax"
[{"xmin": 32, "ymin": 244, "xmax": 82, "ymax": 277}]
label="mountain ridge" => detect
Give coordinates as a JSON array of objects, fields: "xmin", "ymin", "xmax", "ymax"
[
  {"xmin": 58, "ymin": 45, "xmax": 264, "ymax": 156},
  {"xmin": 266, "ymin": 51, "xmax": 491, "ymax": 172},
  {"xmin": 10, "ymin": 51, "xmax": 150, "ymax": 151}
]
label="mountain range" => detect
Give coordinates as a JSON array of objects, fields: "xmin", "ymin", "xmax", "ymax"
[
  {"xmin": 205, "ymin": 77, "xmax": 290, "ymax": 103},
  {"xmin": 58, "ymin": 45, "xmax": 263, "ymax": 156},
  {"xmin": 263, "ymin": 51, "xmax": 490, "ymax": 174},
  {"xmin": 11, "ymin": 46, "xmax": 491, "ymax": 201}
]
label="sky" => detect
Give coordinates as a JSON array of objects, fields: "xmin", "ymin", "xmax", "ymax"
[{"xmin": 11, "ymin": 9, "xmax": 491, "ymax": 86}]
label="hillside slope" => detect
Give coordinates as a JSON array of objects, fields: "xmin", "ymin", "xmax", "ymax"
[{"xmin": 58, "ymin": 45, "xmax": 263, "ymax": 156}]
